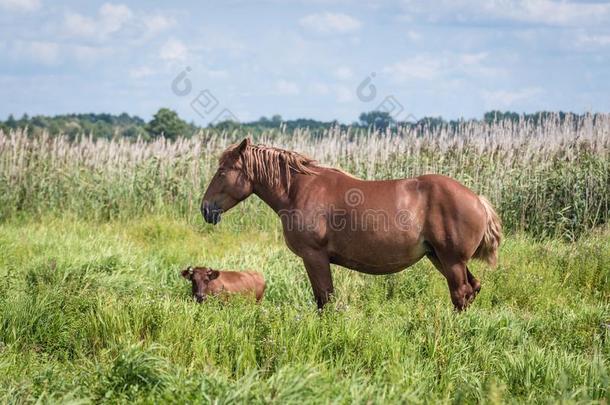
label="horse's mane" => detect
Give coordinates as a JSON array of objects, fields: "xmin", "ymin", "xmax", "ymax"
[{"xmin": 220, "ymin": 143, "xmax": 319, "ymax": 191}]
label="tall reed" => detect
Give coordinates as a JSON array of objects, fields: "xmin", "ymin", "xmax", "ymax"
[{"xmin": 1, "ymin": 113, "xmax": 608, "ymax": 239}]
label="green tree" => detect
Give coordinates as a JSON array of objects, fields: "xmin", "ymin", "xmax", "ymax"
[
  {"xmin": 358, "ymin": 111, "xmax": 394, "ymax": 130},
  {"xmin": 146, "ymin": 108, "xmax": 190, "ymax": 140},
  {"xmin": 484, "ymin": 110, "xmax": 520, "ymax": 123},
  {"xmin": 18, "ymin": 113, "xmax": 29, "ymax": 126},
  {"xmin": 5, "ymin": 114, "xmax": 17, "ymax": 129}
]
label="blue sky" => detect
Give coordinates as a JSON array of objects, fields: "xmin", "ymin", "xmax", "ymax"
[{"xmin": 1, "ymin": 0, "xmax": 609, "ymax": 124}]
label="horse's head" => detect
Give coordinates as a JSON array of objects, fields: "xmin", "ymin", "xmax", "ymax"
[{"xmin": 201, "ymin": 138, "xmax": 254, "ymax": 224}]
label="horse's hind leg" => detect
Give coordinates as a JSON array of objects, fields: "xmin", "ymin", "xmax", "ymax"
[
  {"xmin": 466, "ymin": 267, "xmax": 481, "ymax": 296},
  {"xmin": 426, "ymin": 251, "xmax": 476, "ymax": 311},
  {"xmin": 428, "ymin": 251, "xmax": 481, "ymax": 299}
]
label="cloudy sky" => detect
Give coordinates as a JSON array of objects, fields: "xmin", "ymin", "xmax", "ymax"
[{"xmin": 1, "ymin": 0, "xmax": 609, "ymax": 124}]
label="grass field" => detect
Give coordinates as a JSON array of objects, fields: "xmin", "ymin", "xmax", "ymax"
[
  {"xmin": 0, "ymin": 215, "xmax": 608, "ymax": 403},
  {"xmin": 1, "ymin": 116, "xmax": 609, "ymax": 403}
]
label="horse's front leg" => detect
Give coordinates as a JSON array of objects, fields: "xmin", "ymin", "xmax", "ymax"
[{"xmin": 302, "ymin": 251, "xmax": 334, "ymax": 310}]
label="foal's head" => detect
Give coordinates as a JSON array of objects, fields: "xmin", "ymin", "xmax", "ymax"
[
  {"xmin": 201, "ymin": 138, "xmax": 255, "ymax": 224},
  {"xmin": 181, "ymin": 266, "xmax": 220, "ymax": 303}
]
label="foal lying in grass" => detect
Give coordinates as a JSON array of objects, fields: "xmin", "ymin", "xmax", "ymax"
[{"xmin": 181, "ymin": 266, "xmax": 266, "ymax": 303}]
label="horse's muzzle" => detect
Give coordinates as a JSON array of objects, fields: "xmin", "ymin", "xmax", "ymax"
[{"xmin": 201, "ymin": 201, "xmax": 222, "ymax": 224}]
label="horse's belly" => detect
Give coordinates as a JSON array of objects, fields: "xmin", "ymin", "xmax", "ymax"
[
  {"xmin": 330, "ymin": 256, "xmax": 423, "ymax": 274},
  {"xmin": 328, "ymin": 236, "xmax": 427, "ymax": 275}
]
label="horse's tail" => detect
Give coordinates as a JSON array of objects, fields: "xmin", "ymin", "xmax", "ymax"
[{"xmin": 473, "ymin": 196, "xmax": 502, "ymax": 267}]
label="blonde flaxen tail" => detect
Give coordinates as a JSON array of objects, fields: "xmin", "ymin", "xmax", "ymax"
[{"xmin": 474, "ymin": 196, "xmax": 502, "ymax": 267}]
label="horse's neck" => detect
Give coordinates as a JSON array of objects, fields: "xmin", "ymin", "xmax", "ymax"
[
  {"xmin": 253, "ymin": 181, "xmax": 290, "ymax": 213},
  {"xmin": 252, "ymin": 167, "xmax": 323, "ymax": 213}
]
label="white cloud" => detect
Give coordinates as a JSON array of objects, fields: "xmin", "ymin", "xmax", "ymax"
[
  {"xmin": 206, "ymin": 69, "xmax": 229, "ymax": 79},
  {"xmin": 98, "ymin": 3, "xmax": 132, "ymax": 35},
  {"xmin": 299, "ymin": 12, "xmax": 361, "ymax": 34},
  {"xmin": 13, "ymin": 40, "xmax": 59, "ymax": 65},
  {"xmin": 10, "ymin": 40, "xmax": 112, "ymax": 66},
  {"xmin": 308, "ymin": 82, "xmax": 355, "ymax": 101},
  {"xmin": 510, "ymin": 0, "xmax": 610, "ymax": 26},
  {"xmin": 576, "ymin": 33, "xmax": 610, "ymax": 47},
  {"xmin": 406, "ymin": 30, "xmax": 421, "ymax": 41},
  {"xmin": 274, "ymin": 79, "xmax": 300, "ymax": 95},
  {"xmin": 383, "ymin": 52, "xmax": 504, "ymax": 82},
  {"xmin": 400, "ymin": 0, "xmax": 610, "ymax": 27},
  {"xmin": 70, "ymin": 44, "xmax": 112, "ymax": 64},
  {"xmin": 142, "ymin": 14, "xmax": 175, "ymax": 37},
  {"xmin": 333, "ymin": 66, "xmax": 354, "ymax": 80},
  {"xmin": 384, "ymin": 55, "xmax": 443, "ymax": 80},
  {"xmin": 481, "ymin": 87, "xmax": 543, "ymax": 108},
  {"xmin": 457, "ymin": 52, "xmax": 487, "ymax": 65},
  {"xmin": 311, "ymin": 82, "xmax": 330, "ymax": 95},
  {"xmin": 63, "ymin": 12, "xmax": 96, "ymax": 37},
  {"xmin": 62, "ymin": 3, "xmax": 172, "ymax": 43},
  {"xmin": 129, "ymin": 66, "xmax": 156, "ymax": 79},
  {"xmin": 63, "ymin": 3, "xmax": 132, "ymax": 40},
  {"xmin": 335, "ymin": 84, "xmax": 353, "ymax": 103},
  {"xmin": 197, "ymin": 32, "xmax": 246, "ymax": 54},
  {"xmin": 7, "ymin": 3, "xmax": 175, "ymax": 68},
  {"xmin": 159, "ymin": 39, "xmax": 188, "ymax": 61},
  {"xmin": 0, "ymin": 0, "xmax": 40, "ymax": 12}
]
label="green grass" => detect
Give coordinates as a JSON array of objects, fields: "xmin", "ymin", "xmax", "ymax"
[{"xmin": 0, "ymin": 215, "xmax": 608, "ymax": 403}]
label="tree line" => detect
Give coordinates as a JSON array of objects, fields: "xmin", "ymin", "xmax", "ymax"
[{"xmin": 0, "ymin": 108, "xmax": 599, "ymax": 140}]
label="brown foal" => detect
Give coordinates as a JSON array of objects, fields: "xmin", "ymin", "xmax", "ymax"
[
  {"xmin": 181, "ymin": 266, "xmax": 265, "ymax": 303},
  {"xmin": 201, "ymin": 138, "xmax": 502, "ymax": 311}
]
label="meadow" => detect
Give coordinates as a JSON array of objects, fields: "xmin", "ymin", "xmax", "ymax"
[{"xmin": 0, "ymin": 114, "xmax": 609, "ymax": 403}]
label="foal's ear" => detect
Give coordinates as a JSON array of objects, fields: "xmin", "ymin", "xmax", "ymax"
[
  {"xmin": 208, "ymin": 269, "xmax": 220, "ymax": 280},
  {"xmin": 237, "ymin": 137, "xmax": 251, "ymax": 154},
  {"xmin": 181, "ymin": 266, "xmax": 194, "ymax": 280}
]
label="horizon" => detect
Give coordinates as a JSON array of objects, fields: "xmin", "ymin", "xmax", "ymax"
[
  {"xmin": 1, "ymin": 108, "xmax": 603, "ymax": 127},
  {"xmin": 2, "ymin": 0, "xmax": 610, "ymax": 124}
]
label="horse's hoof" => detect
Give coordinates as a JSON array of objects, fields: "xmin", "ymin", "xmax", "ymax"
[{"xmin": 472, "ymin": 281, "xmax": 481, "ymax": 295}]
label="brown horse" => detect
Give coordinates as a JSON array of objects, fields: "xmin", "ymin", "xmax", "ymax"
[{"xmin": 201, "ymin": 138, "xmax": 502, "ymax": 310}]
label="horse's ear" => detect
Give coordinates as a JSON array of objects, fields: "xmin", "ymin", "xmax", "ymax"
[{"xmin": 237, "ymin": 138, "xmax": 251, "ymax": 154}]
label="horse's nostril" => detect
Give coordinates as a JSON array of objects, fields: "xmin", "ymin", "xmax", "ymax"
[{"xmin": 201, "ymin": 201, "xmax": 210, "ymax": 219}]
